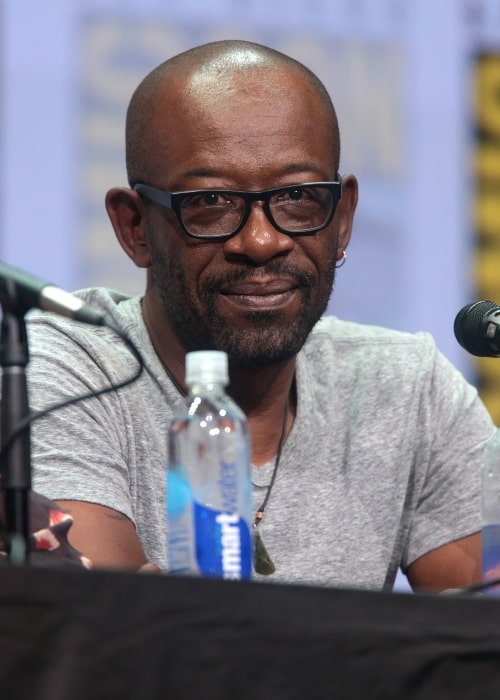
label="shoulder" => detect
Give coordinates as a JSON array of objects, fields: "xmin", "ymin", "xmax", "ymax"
[
  {"xmin": 26, "ymin": 287, "xmax": 143, "ymax": 357},
  {"xmin": 27, "ymin": 287, "xmax": 140, "ymax": 332},
  {"xmin": 304, "ymin": 315, "xmax": 439, "ymax": 367},
  {"xmin": 298, "ymin": 315, "xmax": 483, "ymax": 406},
  {"xmin": 25, "ymin": 288, "xmax": 147, "ymax": 391}
]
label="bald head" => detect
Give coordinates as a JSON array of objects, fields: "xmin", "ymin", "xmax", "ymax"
[{"xmin": 125, "ymin": 39, "xmax": 340, "ymax": 186}]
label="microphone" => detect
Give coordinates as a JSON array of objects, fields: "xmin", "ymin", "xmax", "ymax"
[
  {"xmin": 454, "ymin": 300, "xmax": 500, "ymax": 357},
  {"xmin": 0, "ymin": 261, "xmax": 107, "ymax": 326}
]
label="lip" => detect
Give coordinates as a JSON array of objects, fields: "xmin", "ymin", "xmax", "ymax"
[
  {"xmin": 221, "ymin": 279, "xmax": 294, "ymax": 295},
  {"xmin": 220, "ymin": 279, "xmax": 298, "ymax": 310}
]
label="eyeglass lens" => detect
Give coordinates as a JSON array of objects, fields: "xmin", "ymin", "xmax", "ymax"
[{"xmin": 179, "ymin": 185, "xmax": 334, "ymax": 236}]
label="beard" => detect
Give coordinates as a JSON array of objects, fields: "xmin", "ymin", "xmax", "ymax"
[{"xmin": 149, "ymin": 240, "xmax": 336, "ymax": 369}]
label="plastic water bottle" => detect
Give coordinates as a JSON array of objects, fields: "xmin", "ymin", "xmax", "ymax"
[
  {"xmin": 166, "ymin": 350, "xmax": 253, "ymax": 580},
  {"xmin": 482, "ymin": 429, "xmax": 500, "ymax": 593}
]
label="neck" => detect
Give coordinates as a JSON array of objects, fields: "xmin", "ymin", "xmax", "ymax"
[
  {"xmin": 142, "ymin": 293, "xmax": 296, "ymax": 466},
  {"xmin": 142, "ymin": 293, "xmax": 188, "ymax": 393},
  {"xmin": 227, "ymin": 361, "xmax": 296, "ymax": 466}
]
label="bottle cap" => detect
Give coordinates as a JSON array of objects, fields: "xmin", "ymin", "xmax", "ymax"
[{"xmin": 185, "ymin": 350, "xmax": 229, "ymax": 386}]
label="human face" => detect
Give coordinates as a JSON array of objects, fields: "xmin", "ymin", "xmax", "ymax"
[{"xmin": 143, "ymin": 67, "xmax": 352, "ymax": 369}]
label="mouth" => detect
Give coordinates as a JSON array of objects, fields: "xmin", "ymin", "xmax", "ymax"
[{"xmin": 219, "ymin": 279, "xmax": 298, "ymax": 310}]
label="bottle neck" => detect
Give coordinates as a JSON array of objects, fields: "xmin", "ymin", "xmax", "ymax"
[{"xmin": 187, "ymin": 381, "xmax": 227, "ymax": 396}]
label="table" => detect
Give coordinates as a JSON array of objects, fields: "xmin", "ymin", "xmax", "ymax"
[{"xmin": 1, "ymin": 564, "xmax": 500, "ymax": 699}]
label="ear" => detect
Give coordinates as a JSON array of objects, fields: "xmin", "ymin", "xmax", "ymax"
[
  {"xmin": 335, "ymin": 174, "xmax": 358, "ymax": 260},
  {"xmin": 105, "ymin": 187, "xmax": 151, "ymax": 268}
]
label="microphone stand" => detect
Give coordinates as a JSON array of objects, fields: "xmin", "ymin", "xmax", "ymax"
[{"xmin": 0, "ymin": 288, "xmax": 31, "ymax": 565}]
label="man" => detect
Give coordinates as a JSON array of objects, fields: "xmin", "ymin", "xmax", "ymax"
[{"xmin": 27, "ymin": 40, "xmax": 494, "ymax": 590}]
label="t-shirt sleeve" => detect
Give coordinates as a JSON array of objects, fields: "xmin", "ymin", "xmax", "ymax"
[
  {"xmin": 401, "ymin": 338, "xmax": 495, "ymax": 570},
  {"xmin": 26, "ymin": 316, "xmax": 137, "ymax": 524}
]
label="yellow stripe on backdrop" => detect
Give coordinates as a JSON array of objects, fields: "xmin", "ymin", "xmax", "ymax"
[{"xmin": 475, "ymin": 54, "xmax": 500, "ymax": 424}]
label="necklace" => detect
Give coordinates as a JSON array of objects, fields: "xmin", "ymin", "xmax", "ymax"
[
  {"xmin": 253, "ymin": 398, "xmax": 289, "ymax": 576},
  {"xmin": 163, "ymin": 359, "xmax": 289, "ymax": 577}
]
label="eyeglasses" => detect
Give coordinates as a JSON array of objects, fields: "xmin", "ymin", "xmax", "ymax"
[{"xmin": 133, "ymin": 181, "xmax": 342, "ymax": 240}]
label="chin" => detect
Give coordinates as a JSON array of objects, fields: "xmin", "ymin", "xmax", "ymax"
[
  {"xmin": 210, "ymin": 317, "xmax": 316, "ymax": 369},
  {"xmin": 168, "ymin": 289, "xmax": 329, "ymax": 367}
]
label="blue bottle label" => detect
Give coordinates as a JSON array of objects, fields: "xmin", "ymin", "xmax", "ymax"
[
  {"xmin": 168, "ymin": 470, "xmax": 192, "ymax": 515},
  {"xmin": 194, "ymin": 502, "xmax": 252, "ymax": 580}
]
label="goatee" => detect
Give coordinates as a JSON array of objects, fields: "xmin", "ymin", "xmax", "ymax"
[{"xmin": 157, "ymin": 261, "xmax": 335, "ymax": 369}]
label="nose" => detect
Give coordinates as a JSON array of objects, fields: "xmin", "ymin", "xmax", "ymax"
[{"xmin": 223, "ymin": 202, "xmax": 294, "ymax": 264}]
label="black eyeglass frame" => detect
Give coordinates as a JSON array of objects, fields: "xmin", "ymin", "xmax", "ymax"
[{"xmin": 133, "ymin": 180, "xmax": 343, "ymax": 240}]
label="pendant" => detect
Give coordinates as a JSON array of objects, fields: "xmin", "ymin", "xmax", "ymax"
[{"xmin": 253, "ymin": 529, "xmax": 276, "ymax": 575}]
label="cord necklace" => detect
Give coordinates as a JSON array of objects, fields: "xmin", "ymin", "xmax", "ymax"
[{"xmin": 252, "ymin": 397, "xmax": 289, "ymax": 575}]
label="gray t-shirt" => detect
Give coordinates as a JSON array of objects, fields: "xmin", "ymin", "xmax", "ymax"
[{"xmin": 25, "ymin": 288, "xmax": 494, "ymax": 590}]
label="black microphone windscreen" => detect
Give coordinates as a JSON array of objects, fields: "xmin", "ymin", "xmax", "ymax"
[{"xmin": 454, "ymin": 300, "xmax": 500, "ymax": 356}]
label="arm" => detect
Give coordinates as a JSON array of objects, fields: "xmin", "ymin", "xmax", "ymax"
[
  {"xmin": 26, "ymin": 313, "xmax": 161, "ymax": 571},
  {"xmin": 406, "ymin": 532, "xmax": 481, "ymax": 592},
  {"xmin": 55, "ymin": 500, "xmax": 149, "ymax": 570},
  {"xmin": 400, "ymin": 337, "xmax": 493, "ymax": 592}
]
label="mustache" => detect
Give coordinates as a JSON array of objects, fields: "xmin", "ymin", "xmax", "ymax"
[{"xmin": 201, "ymin": 262, "xmax": 316, "ymax": 294}]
